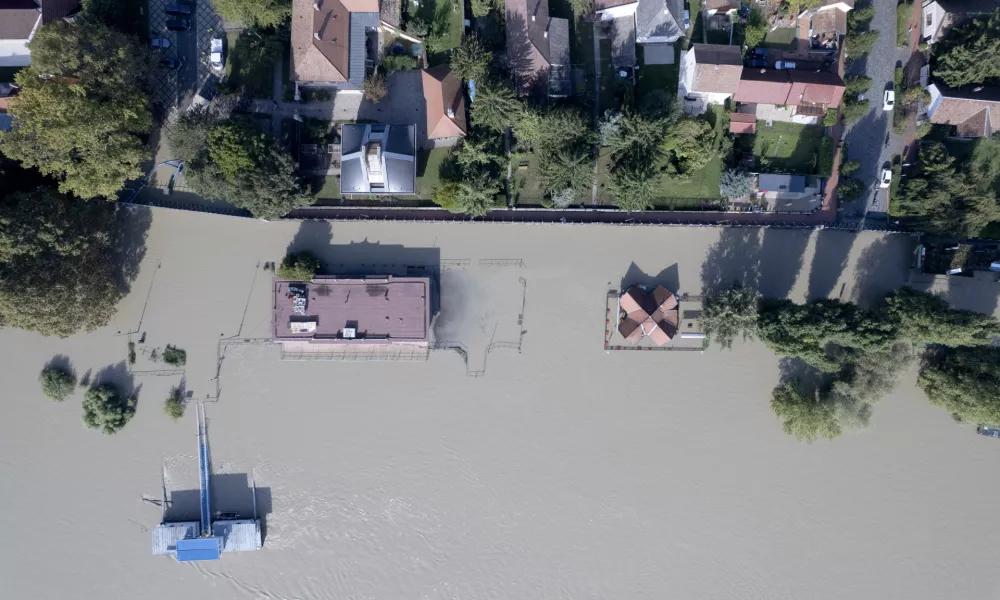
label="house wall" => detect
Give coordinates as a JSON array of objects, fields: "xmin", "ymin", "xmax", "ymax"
[
  {"xmin": 678, "ymin": 48, "xmax": 696, "ymax": 96},
  {"xmin": 921, "ymin": 2, "xmax": 947, "ymax": 43},
  {"xmin": 596, "ymin": 3, "xmax": 638, "ymax": 20},
  {"xmin": 0, "ymin": 40, "xmax": 31, "ymax": 67}
]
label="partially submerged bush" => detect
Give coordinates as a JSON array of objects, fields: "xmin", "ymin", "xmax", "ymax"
[
  {"xmin": 39, "ymin": 366, "xmax": 76, "ymax": 402},
  {"xmin": 82, "ymin": 384, "xmax": 136, "ymax": 434},
  {"xmin": 162, "ymin": 344, "xmax": 187, "ymax": 366},
  {"xmin": 164, "ymin": 387, "xmax": 185, "ymax": 420},
  {"xmin": 277, "ymin": 251, "xmax": 321, "ymax": 281}
]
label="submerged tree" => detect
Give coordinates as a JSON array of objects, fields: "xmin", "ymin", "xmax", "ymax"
[
  {"xmin": 82, "ymin": 384, "xmax": 136, "ymax": 435},
  {"xmin": 884, "ymin": 287, "xmax": 1000, "ymax": 346},
  {"xmin": 39, "ymin": 365, "xmax": 76, "ymax": 402},
  {"xmin": 701, "ymin": 284, "xmax": 761, "ymax": 350},
  {"xmin": 277, "ymin": 251, "xmax": 321, "ymax": 281},
  {"xmin": 770, "ymin": 380, "xmax": 843, "ymax": 443},
  {"xmin": 918, "ymin": 346, "xmax": 1000, "ymax": 425}
]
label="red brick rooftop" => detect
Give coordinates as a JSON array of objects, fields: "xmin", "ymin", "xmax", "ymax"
[{"xmin": 272, "ymin": 276, "xmax": 430, "ymax": 344}]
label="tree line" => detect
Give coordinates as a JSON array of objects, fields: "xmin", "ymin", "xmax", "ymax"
[{"xmin": 700, "ymin": 284, "xmax": 1000, "ymax": 442}]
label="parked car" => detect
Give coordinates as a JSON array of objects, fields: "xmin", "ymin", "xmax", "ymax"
[
  {"xmin": 165, "ymin": 3, "xmax": 192, "ymax": 15},
  {"xmin": 210, "ymin": 38, "xmax": 224, "ymax": 70},
  {"xmin": 775, "ymin": 60, "xmax": 796, "ymax": 70},
  {"xmin": 977, "ymin": 425, "xmax": 1000, "ymax": 438},
  {"xmin": 159, "ymin": 57, "xmax": 184, "ymax": 69},
  {"xmin": 748, "ymin": 57, "xmax": 768, "ymax": 68},
  {"xmin": 879, "ymin": 167, "xmax": 892, "ymax": 189},
  {"xmin": 151, "ymin": 38, "xmax": 171, "ymax": 48},
  {"xmin": 165, "ymin": 18, "xmax": 191, "ymax": 31},
  {"xmin": 883, "ymin": 89, "xmax": 895, "ymax": 111}
]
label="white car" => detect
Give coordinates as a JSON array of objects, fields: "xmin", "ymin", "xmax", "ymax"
[
  {"xmin": 210, "ymin": 38, "xmax": 224, "ymax": 70},
  {"xmin": 879, "ymin": 168, "xmax": 892, "ymax": 189},
  {"xmin": 883, "ymin": 90, "xmax": 895, "ymax": 111}
]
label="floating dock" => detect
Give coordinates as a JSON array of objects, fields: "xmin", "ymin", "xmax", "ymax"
[{"xmin": 151, "ymin": 404, "xmax": 262, "ymax": 561}]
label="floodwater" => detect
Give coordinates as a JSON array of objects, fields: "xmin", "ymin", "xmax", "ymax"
[{"xmin": 2, "ymin": 208, "xmax": 999, "ymax": 599}]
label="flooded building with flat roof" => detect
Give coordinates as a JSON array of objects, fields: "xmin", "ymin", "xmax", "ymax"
[{"xmin": 272, "ymin": 275, "xmax": 431, "ymax": 354}]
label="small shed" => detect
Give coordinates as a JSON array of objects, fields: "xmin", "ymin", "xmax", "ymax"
[
  {"xmin": 729, "ymin": 112, "xmax": 756, "ymax": 134},
  {"xmin": 175, "ymin": 537, "xmax": 222, "ymax": 562}
]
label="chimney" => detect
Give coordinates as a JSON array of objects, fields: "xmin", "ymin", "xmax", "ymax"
[
  {"xmin": 543, "ymin": 30, "xmax": 548, "ymax": 38},
  {"xmin": 714, "ymin": 65, "xmax": 719, "ymax": 71},
  {"xmin": 531, "ymin": 14, "xmax": 535, "ymax": 21},
  {"xmin": 314, "ymin": 32, "xmax": 321, "ymax": 40},
  {"xmin": 446, "ymin": 107, "xmax": 455, "ymax": 118},
  {"xmin": 330, "ymin": 38, "xmax": 337, "ymax": 44},
  {"xmin": 313, "ymin": 2, "xmax": 320, "ymax": 9}
]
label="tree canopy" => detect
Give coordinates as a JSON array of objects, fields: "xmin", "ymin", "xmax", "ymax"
[
  {"xmin": 0, "ymin": 187, "xmax": 123, "ymax": 337},
  {"xmin": 932, "ymin": 9, "xmax": 1000, "ymax": 88},
  {"xmin": 168, "ymin": 112, "xmax": 311, "ymax": 219},
  {"xmin": 770, "ymin": 381, "xmax": 842, "ymax": 443},
  {"xmin": 82, "ymin": 384, "xmax": 136, "ymax": 435},
  {"xmin": 918, "ymin": 347, "xmax": 1000, "ymax": 425},
  {"xmin": 0, "ymin": 21, "xmax": 151, "ymax": 199},
  {"xmin": 39, "ymin": 365, "xmax": 76, "ymax": 401},
  {"xmin": 897, "ymin": 142, "xmax": 1000, "ymax": 238},
  {"xmin": 661, "ymin": 117, "xmax": 714, "ymax": 178},
  {"xmin": 470, "ymin": 82, "xmax": 522, "ymax": 132},
  {"xmin": 884, "ymin": 287, "xmax": 1000, "ymax": 346},
  {"xmin": 278, "ymin": 251, "xmax": 321, "ymax": 281},
  {"xmin": 701, "ymin": 283, "xmax": 760, "ymax": 350},
  {"xmin": 450, "ymin": 36, "xmax": 492, "ymax": 82},
  {"xmin": 211, "ymin": 0, "xmax": 291, "ymax": 28},
  {"xmin": 720, "ymin": 169, "xmax": 755, "ymax": 200}
]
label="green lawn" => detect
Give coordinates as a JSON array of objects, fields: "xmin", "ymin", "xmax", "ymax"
[
  {"xmin": 754, "ymin": 121, "xmax": 827, "ymax": 174},
  {"xmin": 417, "ymin": 0, "xmax": 464, "ymax": 66},
  {"xmin": 311, "ymin": 176, "xmax": 342, "ymax": 200},
  {"xmin": 650, "ymin": 156, "xmax": 725, "ymax": 208},
  {"xmin": 761, "ymin": 27, "xmax": 797, "ymax": 50},
  {"xmin": 225, "ymin": 30, "xmax": 279, "ymax": 98},
  {"xmin": 636, "ymin": 45, "xmax": 679, "ymax": 101},
  {"xmin": 896, "ymin": 1, "xmax": 913, "ymax": 48},
  {"xmin": 416, "ymin": 148, "xmax": 451, "ymax": 199}
]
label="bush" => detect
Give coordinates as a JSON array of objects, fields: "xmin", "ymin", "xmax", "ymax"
[
  {"xmin": 382, "ymin": 54, "xmax": 418, "ymax": 72},
  {"xmin": 823, "ymin": 108, "xmax": 839, "ymax": 126},
  {"xmin": 162, "ymin": 345, "xmax": 187, "ymax": 367},
  {"xmin": 719, "ymin": 168, "xmax": 755, "ymax": 199},
  {"xmin": 841, "ymin": 99, "xmax": 870, "ymax": 124},
  {"xmin": 916, "ymin": 122, "xmax": 933, "ymax": 138},
  {"xmin": 278, "ymin": 251, "xmax": 321, "ymax": 281},
  {"xmin": 837, "ymin": 177, "xmax": 866, "ymax": 200},
  {"xmin": 164, "ymin": 387, "xmax": 185, "ymax": 420},
  {"xmin": 840, "ymin": 160, "xmax": 861, "ymax": 176},
  {"xmin": 816, "ymin": 137, "xmax": 835, "ymax": 177},
  {"xmin": 363, "ymin": 72, "xmax": 388, "ymax": 102},
  {"xmin": 39, "ymin": 366, "xmax": 76, "ymax": 401},
  {"xmin": 82, "ymin": 385, "xmax": 136, "ymax": 435}
]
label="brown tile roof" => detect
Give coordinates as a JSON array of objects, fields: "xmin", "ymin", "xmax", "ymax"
[
  {"xmin": 506, "ymin": 0, "xmax": 558, "ymax": 91},
  {"xmin": 0, "ymin": 0, "xmax": 40, "ymax": 40},
  {"xmin": 788, "ymin": 70, "xmax": 845, "ymax": 108},
  {"xmin": 292, "ymin": 0, "xmax": 347, "ymax": 82},
  {"xmin": 618, "ymin": 285, "xmax": 679, "ymax": 346},
  {"xmin": 705, "ymin": 0, "xmax": 739, "ymax": 11},
  {"xmin": 930, "ymin": 96, "xmax": 999, "ymax": 137},
  {"xmin": 735, "ymin": 69, "xmax": 792, "ymax": 105},
  {"xmin": 691, "ymin": 44, "xmax": 743, "ymax": 93},
  {"xmin": 422, "ymin": 66, "xmax": 467, "ymax": 139},
  {"xmin": 729, "ymin": 112, "xmax": 756, "ymax": 134}
]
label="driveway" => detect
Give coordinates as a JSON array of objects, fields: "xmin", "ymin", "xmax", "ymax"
[
  {"xmin": 148, "ymin": 0, "xmax": 225, "ymax": 111},
  {"xmin": 839, "ymin": 1, "xmax": 911, "ymax": 225}
]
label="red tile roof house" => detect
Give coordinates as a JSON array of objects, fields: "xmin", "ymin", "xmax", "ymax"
[
  {"xmin": 588, "ymin": 0, "xmax": 685, "ymax": 66},
  {"xmin": 677, "ymin": 44, "xmax": 743, "ymax": 115},
  {"xmin": 797, "ymin": 0, "xmax": 853, "ymax": 52},
  {"xmin": 926, "ymin": 83, "xmax": 1000, "ymax": 138},
  {"xmin": 291, "ymin": 0, "xmax": 381, "ymax": 92},
  {"xmin": 421, "ymin": 65, "xmax": 467, "ymax": 146},
  {"xmin": 505, "ymin": 0, "xmax": 571, "ymax": 97},
  {"xmin": 272, "ymin": 276, "xmax": 431, "ymax": 356},
  {"xmin": 735, "ymin": 68, "xmax": 845, "ymax": 125},
  {"xmin": 0, "ymin": 0, "xmax": 80, "ymax": 67}
]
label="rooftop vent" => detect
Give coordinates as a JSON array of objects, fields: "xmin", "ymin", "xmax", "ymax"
[
  {"xmin": 314, "ymin": 32, "xmax": 321, "ymax": 40},
  {"xmin": 342, "ymin": 327, "xmax": 356, "ymax": 339},
  {"xmin": 446, "ymin": 107, "xmax": 455, "ymax": 118},
  {"xmin": 313, "ymin": 2, "xmax": 320, "ymax": 9}
]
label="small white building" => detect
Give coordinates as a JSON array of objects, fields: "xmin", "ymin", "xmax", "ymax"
[
  {"xmin": 0, "ymin": 0, "xmax": 81, "ymax": 68},
  {"xmin": 921, "ymin": 0, "xmax": 1000, "ymax": 46}
]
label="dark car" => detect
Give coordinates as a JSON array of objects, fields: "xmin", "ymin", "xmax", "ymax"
[
  {"xmin": 977, "ymin": 425, "xmax": 1000, "ymax": 438},
  {"xmin": 165, "ymin": 3, "xmax": 192, "ymax": 15},
  {"xmin": 165, "ymin": 18, "xmax": 191, "ymax": 30},
  {"xmin": 748, "ymin": 57, "xmax": 768, "ymax": 68},
  {"xmin": 159, "ymin": 57, "xmax": 184, "ymax": 69}
]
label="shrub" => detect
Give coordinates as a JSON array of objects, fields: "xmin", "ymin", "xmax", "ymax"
[
  {"xmin": 840, "ymin": 160, "xmax": 861, "ymax": 176},
  {"xmin": 841, "ymin": 99, "xmax": 870, "ymax": 124},
  {"xmin": 164, "ymin": 387, "xmax": 185, "ymax": 420},
  {"xmin": 719, "ymin": 168, "xmax": 755, "ymax": 199},
  {"xmin": 916, "ymin": 122, "xmax": 933, "ymax": 138},
  {"xmin": 128, "ymin": 341, "xmax": 136, "ymax": 365},
  {"xmin": 39, "ymin": 366, "xmax": 76, "ymax": 402},
  {"xmin": 816, "ymin": 137, "xmax": 835, "ymax": 177},
  {"xmin": 363, "ymin": 72, "xmax": 388, "ymax": 102},
  {"xmin": 82, "ymin": 385, "xmax": 136, "ymax": 435},
  {"xmin": 823, "ymin": 108, "xmax": 838, "ymax": 126},
  {"xmin": 162, "ymin": 345, "xmax": 187, "ymax": 367},
  {"xmin": 278, "ymin": 251, "xmax": 321, "ymax": 281},
  {"xmin": 382, "ymin": 54, "xmax": 418, "ymax": 72},
  {"xmin": 837, "ymin": 177, "xmax": 866, "ymax": 200}
]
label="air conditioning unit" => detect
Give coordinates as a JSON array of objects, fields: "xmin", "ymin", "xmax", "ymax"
[{"xmin": 342, "ymin": 327, "xmax": 356, "ymax": 339}]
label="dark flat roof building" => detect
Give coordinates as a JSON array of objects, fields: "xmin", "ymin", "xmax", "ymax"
[
  {"xmin": 273, "ymin": 275, "xmax": 430, "ymax": 345},
  {"xmin": 340, "ymin": 123, "xmax": 417, "ymax": 195}
]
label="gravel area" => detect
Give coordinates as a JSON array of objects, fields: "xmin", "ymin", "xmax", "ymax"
[{"xmin": 839, "ymin": 1, "xmax": 912, "ymax": 225}]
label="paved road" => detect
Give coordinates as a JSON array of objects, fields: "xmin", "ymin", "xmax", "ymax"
[{"xmin": 839, "ymin": 1, "xmax": 911, "ymax": 226}]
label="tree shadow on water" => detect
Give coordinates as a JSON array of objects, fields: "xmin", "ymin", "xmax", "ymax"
[
  {"xmin": 852, "ymin": 235, "xmax": 912, "ymax": 308},
  {"xmin": 700, "ymin": 227, "xmax": 763, "ymax": 295},
  {"xmin": 44, "ymin": 354, "xmax": 75, "ymax": 378},
  {"xmin": 621, "ymin": 262, "xmax": 680, "ymax": 293},
  {"xmin": 93, "ymin": 360, "xmax": 140, "ymax": 400},
  {"xmin": 758, "ymin": 228, "xmax": 809, "ymax": 300},
  {"xmin": 807, "ymin": 229, "xmax": 856, "ymax": 301}
]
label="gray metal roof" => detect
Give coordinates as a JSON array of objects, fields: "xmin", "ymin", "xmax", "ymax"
[
  {"xmin": 548, "ymin": 17, "xmax": 570, "ymax": 66},
  {"xmin": 348, "ymin": 12, "xmax": 378, "ymax": 84},
  {"xmin": 340, "ymin": 123, "xmax": 416, "ymax": 195},
  {"xmin": 636, "ymin": 0, "xmax": 684, "ymax": 43},
  {"xmin": 213, "ymin": 520, "xmax": 263, "ymax": 552},
  {"xmin": 386, "ymin": 123, "xmax": 415, "ymax": 156},
  {"xmin": 758, "ymin": 174, "xmax": 806, "ymax": 193},
  {"xmin": 151, "ymin": 522, "xmax": 200, "ymax": 555}
]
